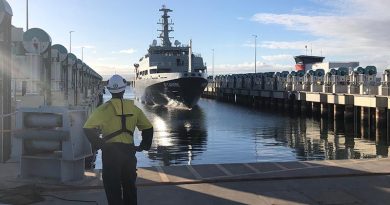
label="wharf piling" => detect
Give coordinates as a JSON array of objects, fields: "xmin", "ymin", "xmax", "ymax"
[{"xmin": 203, "ymin": 69, "xmax": 390, "ymax": 138}]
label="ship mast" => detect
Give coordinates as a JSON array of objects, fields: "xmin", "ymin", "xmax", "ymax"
[{"xmin": 158, "ymin": 5, "xmax": 173, "ymax": 47}]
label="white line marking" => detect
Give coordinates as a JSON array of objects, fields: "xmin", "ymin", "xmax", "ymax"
[
  {"xmin": 272, "ymin": 162, "xmax": 289, "ymax": 170},
  {"xmin": 298, "ymin": 161, "xmax": 313, "ymax": 167},
  {"xmin": 243, "ymin": 163, "xmax": 260, "ymax": 173},
  {"xmin": 186, "ymin": 165, "xmax": 203, "ymax": 180},
  {"xmin": 215, "ymin": 164, "xmax": 233, "ymax": 176},
  {"xmin": 155, "ymin": 166, "xmax": 170, "ymax": 182}
]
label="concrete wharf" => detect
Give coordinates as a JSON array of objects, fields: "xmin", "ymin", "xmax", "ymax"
[
  {"xmin": 1, "ymin": 158, "xmax": 390, "ymax": 204},
  {"xmin": 3, "ymin": 0, "xmax": 390, "ymax": 204}
]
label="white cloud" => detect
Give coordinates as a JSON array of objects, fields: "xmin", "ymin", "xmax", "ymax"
[
  {"xmin": 260, "ymin": 40, "xmax": 319, "ymax": 50},
  {"xmin": 112, "ymin": 48, "xmax": 137, "ymax": 54},
  {"xmin": 252, "ymin": 13, "xmax": 390, "ymax": 46},
  {"xmin": 96, "ymin": 57, "xmax": 117, "ymax": 61},
  {"xmin": 215, "ymin": 61, "xmax": 292, "ymax": 75},
  {"xmin": 74, "ymin": 45, "xmax": 96, "ymax": 49},
  {"xmin": 261, "ymin": 54, "xmax": 292, "ymax": 62},
  {"xmin": 250, "ymin": 0, "xmax": 390, "ymax": 70},
  {"xmin": 90, "ymin": 64, "xmax": 134, "ymax": 80}
]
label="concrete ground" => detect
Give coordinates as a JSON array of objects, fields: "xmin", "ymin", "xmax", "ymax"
[{"xmin": 1, "ymin": 158, "xmax": 390, "ymax": 205}]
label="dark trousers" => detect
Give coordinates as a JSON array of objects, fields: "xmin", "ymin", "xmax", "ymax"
[{"xmin": 102, "ymin": 143, "xmax": 137, "ymax": 205}]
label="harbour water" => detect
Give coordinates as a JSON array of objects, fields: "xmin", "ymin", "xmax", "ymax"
[{"xmin": 95, "ymin": 86, "xmax": 388, "ymax": 168}]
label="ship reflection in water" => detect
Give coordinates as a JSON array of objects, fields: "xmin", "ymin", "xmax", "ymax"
[
  {"xmin": 95, "ymin": 87, "xmax": 389, "ymax": 168},
  {"xmin": 140, "ymin": 105, "xmax": 207, "ymax": 166}
]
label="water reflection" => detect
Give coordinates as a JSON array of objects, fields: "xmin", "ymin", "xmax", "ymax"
[
  {"xmin": 97, "ymin": 87, "xmax": 390, "ymax": 168},
  {"xmin": 141, "ymin": 105, "xmax": 207, "ymax": 166},
  {"xmin": 280, "ymin": 111, "xmax": 389, "ymax": 161}
]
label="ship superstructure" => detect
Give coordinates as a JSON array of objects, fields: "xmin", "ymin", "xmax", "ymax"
[{"xmin": 134, "ymin": 5, "xmax": 208, "ymax": 108}]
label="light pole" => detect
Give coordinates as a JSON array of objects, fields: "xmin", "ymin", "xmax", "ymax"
[
  {"xmin": 305, "ymin": 45, "xmax": 307, "ymax": 55},
  {"xmin": 252, "ymin": 34, "xmax": 257, "ymax": 73},
  {"xmin": 69, "ymin": 31, "xmax": 75, "ymax": 53},
  {"xmin": 81, "ymin": 46, "xmax": 84, "ymax": 62},
  {"xmin": 212, "ymin": 49, "xmax": 214, "ymax": 80},
  {"xmin": 26, "ymin": 0, "xmax": 29, "ymax": 30}
]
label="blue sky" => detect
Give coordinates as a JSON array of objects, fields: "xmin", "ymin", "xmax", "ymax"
[{"xmin": 7, "ymin": 0, "xmax": 390, "ymax": 79}]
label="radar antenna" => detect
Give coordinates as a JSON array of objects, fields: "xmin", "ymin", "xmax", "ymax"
[{"xmin": 157, "ymin": 5, "xmax": 174, "ymax": 47}]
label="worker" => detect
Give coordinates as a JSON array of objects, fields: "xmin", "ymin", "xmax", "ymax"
[{"xmin": 83, "ymin": 74, "xmax": 153, "ymax": 205}]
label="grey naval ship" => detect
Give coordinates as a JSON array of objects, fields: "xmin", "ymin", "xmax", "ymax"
[{"xmin": 133, "ymin": 5, "xmax": 208, "ymax": 108}]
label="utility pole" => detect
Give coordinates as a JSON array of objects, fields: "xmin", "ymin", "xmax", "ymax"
[
  {"xmin": 252, "ymin": 34, "xmax": 257, "ymax": 73},
  {"xmin": 305, "ymin": 45, "xmax": 308, "ymax": 55},
  {"xmin": 69, "ymin": 31, "xmax": 74, "ymax": 53},
  {"xmin": 81, "ymin": 46, "xmax": 84, "ymax": 62},
  {"xmin": 310, "ymin": 43, "xmax": 313, "ymax": 56},
  {"xmin": 26, "ymin": 0, "xmax": 29, "ymax": 30},
  {"xmin": 212, "ymin": 49, "xmax": 214, "ymax": 80}
]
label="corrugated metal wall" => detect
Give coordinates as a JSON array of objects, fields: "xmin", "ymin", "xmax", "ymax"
[{"xmin": 0, "ymin": 10, "xmax": 12, "ymax": 162}]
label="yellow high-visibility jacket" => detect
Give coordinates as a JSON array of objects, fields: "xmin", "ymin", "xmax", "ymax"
[{"xmin": 83, "ymin": 99, "xmax": 152, "ymax": 144}]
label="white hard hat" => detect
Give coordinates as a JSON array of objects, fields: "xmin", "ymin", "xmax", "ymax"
[{"xmin": 107, "ymin": 74, "xmax": 127, "ymax": 93}]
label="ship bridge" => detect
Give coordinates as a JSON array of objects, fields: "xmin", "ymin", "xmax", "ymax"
[{"xmin": 135, "ymin": 5, "xmax": 207, "ymax": 78}]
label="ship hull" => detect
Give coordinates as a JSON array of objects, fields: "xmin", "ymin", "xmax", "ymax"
[{"xmin": 135, "ymin": 77, "xmax": 208, "ymax": 108}]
